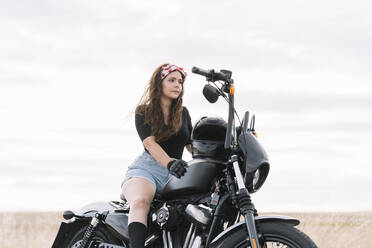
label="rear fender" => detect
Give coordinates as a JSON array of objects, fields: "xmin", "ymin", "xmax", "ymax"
[
  {"xmin": 52, "ymin": 201, "xmax": 128, "ymax": 246},
  {"xmin": 76, "ymin": 201, "xmax": 119, "ymax": 216},
  {"xmin": 76, "ymin": 201, "xmax": 129, "ymax": 242},
  {"xmin": 77, "ymin": 202, "xmax": 129, "ymax": 240},
  {"xmin": 209, "ymin": 215, "xmax": 300, "ymax": 248},
  {"xmin": 51, "ymin": 220, "xmax": 87, "ymax": 248}
]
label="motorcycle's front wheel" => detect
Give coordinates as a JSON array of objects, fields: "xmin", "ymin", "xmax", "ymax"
[
  {"xmin": 219, "ymin": 222, "xmax": 317, "ymax": 248},
  {"xmin": 67, "ymin": 224, "xmax": 124, "ymax": 248}
]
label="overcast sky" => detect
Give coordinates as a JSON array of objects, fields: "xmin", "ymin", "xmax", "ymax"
[{"xmin": 1, "ymin": 0, "xmax": 371, "ymax": 212}]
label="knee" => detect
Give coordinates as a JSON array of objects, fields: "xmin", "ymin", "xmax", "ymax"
[{"xmin": 131, "ymin": 197, "xmax": 152, "ymax": 211}]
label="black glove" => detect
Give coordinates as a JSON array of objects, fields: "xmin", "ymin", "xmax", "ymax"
[{"xmin": 167, "ymin": 159, "xmax": 188, "ymax": 178}]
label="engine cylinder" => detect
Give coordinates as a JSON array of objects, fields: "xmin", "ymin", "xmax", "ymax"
[{"xmin": 185, "ymin": 204, "xmax": 212, "ymax": 227}]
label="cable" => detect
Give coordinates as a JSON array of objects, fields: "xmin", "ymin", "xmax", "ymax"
[{"xmin": 211, "ymin": 81, "xmax": 242, "ymax": 127}]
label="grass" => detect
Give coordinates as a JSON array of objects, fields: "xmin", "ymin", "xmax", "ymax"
[
  {"xmin": 0, "ymin": 211, "xmax": 371, "ymax": 247},
  {"xmin": 0, "ymin": 212, "xmax": 61, "ymax": 248},
  {"xmin": 283, "ymin": 212, "xmax": 372, "ymax": 247}
]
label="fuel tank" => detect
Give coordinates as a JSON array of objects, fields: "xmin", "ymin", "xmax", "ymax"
[{"xmin": 160, "ymin": 158, "xmax": 225, "ymax": 199}]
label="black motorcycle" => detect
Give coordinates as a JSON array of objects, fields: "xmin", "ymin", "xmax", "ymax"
[{"xmin": 52, "ymin": 67, "xmax": 318, "ymax": 248}]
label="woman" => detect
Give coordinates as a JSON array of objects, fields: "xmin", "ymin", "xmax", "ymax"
[{"xmin": 121, "ymin": 63, "xmax": 192, "ymax": 248}]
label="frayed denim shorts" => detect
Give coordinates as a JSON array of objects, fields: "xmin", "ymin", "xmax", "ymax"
[{"xmin": 122, "ymin": 151, "xmax": 171, "ymax": 193}]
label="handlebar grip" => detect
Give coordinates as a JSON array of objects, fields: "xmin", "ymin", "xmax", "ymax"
[
  {"xmin": 192, "ymin": 66, "xmax": 211, "ymax": 77},
  {"xmin": 192, "ymin": 66, "xmax": 227, "ymax": 81}
]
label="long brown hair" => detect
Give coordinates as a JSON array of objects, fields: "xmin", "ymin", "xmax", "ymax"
[{"xmin": 135, "ymin": 63, "xmax": 185, "ymax": 142}]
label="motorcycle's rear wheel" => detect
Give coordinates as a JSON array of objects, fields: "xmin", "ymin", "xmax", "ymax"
[
  {"xmin": 67, "ymin": 225, "xmax": 123, "ymax": 248},
  {"xmin": 219, "ymin": 222, "xmax": 317, "ymax": 248}
]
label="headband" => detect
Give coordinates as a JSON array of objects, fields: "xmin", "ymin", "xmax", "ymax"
[{"xmin": 160, "ymin": 64, "xmax": 187, "ymax": 80}]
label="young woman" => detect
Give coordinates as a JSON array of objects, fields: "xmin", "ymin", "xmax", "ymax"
[{"xmin": 121, "ymin": 63, "xmax": 192, "ymax": 248}]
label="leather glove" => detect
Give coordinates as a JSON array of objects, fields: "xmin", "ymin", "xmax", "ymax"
[{"xmin": 167, "ymin": 159, "xmax": 188, "ymax": 178}]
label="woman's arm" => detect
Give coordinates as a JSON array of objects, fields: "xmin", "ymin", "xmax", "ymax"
[
  {"xmin": 186, "ymin": 144, "xmax": 192, "ymax": 154},
  {"xmin": 143, "ymin": 136, "xmax": 173, "ymax": 167}
]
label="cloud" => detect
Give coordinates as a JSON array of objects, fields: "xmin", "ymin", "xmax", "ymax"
[
  {"xmin": 1, "ymin": 0, "xmax": 371, "ymax": 84},
  {"xmin": 2, "ymin": 137, "xmax": 106, "ymax": 148},
  {"xmin": 1, "ymin": 0, "xmax": 372, "ymax": 211},
  {"xmin": 56, "ymin": 128, "xmax": 134, "ymax": 135},
  {"xmin": 236, "ymin": 90, "xmax": 372, "ymax": 112}
]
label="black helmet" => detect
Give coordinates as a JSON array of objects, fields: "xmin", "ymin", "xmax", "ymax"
[{"xmin": 191, "ymin": 116, "xmax": 228, "ymax": 160}]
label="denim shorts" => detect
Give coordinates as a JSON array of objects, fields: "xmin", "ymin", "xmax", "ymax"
[{"xmin": 121, "ymin": 151, "xmax": 171, "ymax": 193}]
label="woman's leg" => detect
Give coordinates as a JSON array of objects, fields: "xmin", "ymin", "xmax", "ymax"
[
  {"xmin": 122, "ymin": 177, "xmax": 156, "ymax": 225},
  {"xmin": 122, "ymin": 177, "xmax": 156, "ymax": 248}
]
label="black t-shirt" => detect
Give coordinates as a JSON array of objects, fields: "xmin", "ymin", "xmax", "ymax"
[{"xmin": 135, "ymin": 106, "xmax": 192, "ymax": 159}]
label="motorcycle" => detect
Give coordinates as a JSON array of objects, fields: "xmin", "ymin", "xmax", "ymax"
[{"xmin": 52, "ymin": 66, "xmax": 318, "ymax": 248}]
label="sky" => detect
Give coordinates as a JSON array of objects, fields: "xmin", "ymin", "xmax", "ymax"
[{"xmin": 1, "ymin": 0, "xmax": 371, "ymax": 212}]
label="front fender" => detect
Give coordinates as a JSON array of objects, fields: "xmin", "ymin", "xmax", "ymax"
[{"xmin": 209, "ymin": 215, "xmax": 300, "ymax": 248}]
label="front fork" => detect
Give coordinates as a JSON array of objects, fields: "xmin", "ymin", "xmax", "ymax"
[{"xmin": 230, "ymin": 155, "xmax": 261, "ymax": 248}]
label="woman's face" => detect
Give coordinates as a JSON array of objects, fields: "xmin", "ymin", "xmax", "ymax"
[{"xmin": 161, "ymin": 70, "xmax": 184, "ymax": 100}]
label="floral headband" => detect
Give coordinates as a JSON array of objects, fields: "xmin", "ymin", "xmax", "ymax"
[{"xmin": 160, "ymin": 64, "xmax": 187, "ymax": 80}]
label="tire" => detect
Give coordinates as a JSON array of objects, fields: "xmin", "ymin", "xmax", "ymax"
[
  {"xmin": 66, "ymin": 224, "xmax": 124, "ymax": 248},
  {"xmin": 219, "ymin": 222, "xmax": 317, "ymax": 248}
]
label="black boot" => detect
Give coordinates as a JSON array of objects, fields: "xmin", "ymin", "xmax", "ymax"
[{"xmin": 128, "ymin": 222, "xmax": 147, "ymax": 248}]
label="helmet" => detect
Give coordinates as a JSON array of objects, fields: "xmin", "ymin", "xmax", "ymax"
[{"xmin": 191, "ymin": 116, "xmax": 228, "ymax": 160}]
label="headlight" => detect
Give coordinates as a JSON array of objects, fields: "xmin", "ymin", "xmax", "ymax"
[
  {"xmin": 245, "ymin": 163, "xmax": 270, "ymax": 193},
  {"xmin": 252, "ymin": 169, "xmax": 260, "ymax": 187}
]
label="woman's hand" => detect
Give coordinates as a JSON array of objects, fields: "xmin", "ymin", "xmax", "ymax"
[{"xmin": 167, "ymin": 159, "xmax": 188, "ymax": 178}]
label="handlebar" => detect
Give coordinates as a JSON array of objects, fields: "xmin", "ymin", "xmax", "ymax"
[
  {"xmin": 192, "ymin": 66, "xmax": 228, "ymax": 82},
  {"xmin": 192, "ymin": 65, "xmax": 235, "ymax": 149}
]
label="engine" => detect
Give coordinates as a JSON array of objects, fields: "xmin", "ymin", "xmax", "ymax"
[
  {"xmin": 153, "ymin": 203, "xmax": 185, "ymax": 230},
  {"xmin": 153, "ymin": 202, "xmax": 213, "ymax": 230}
]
